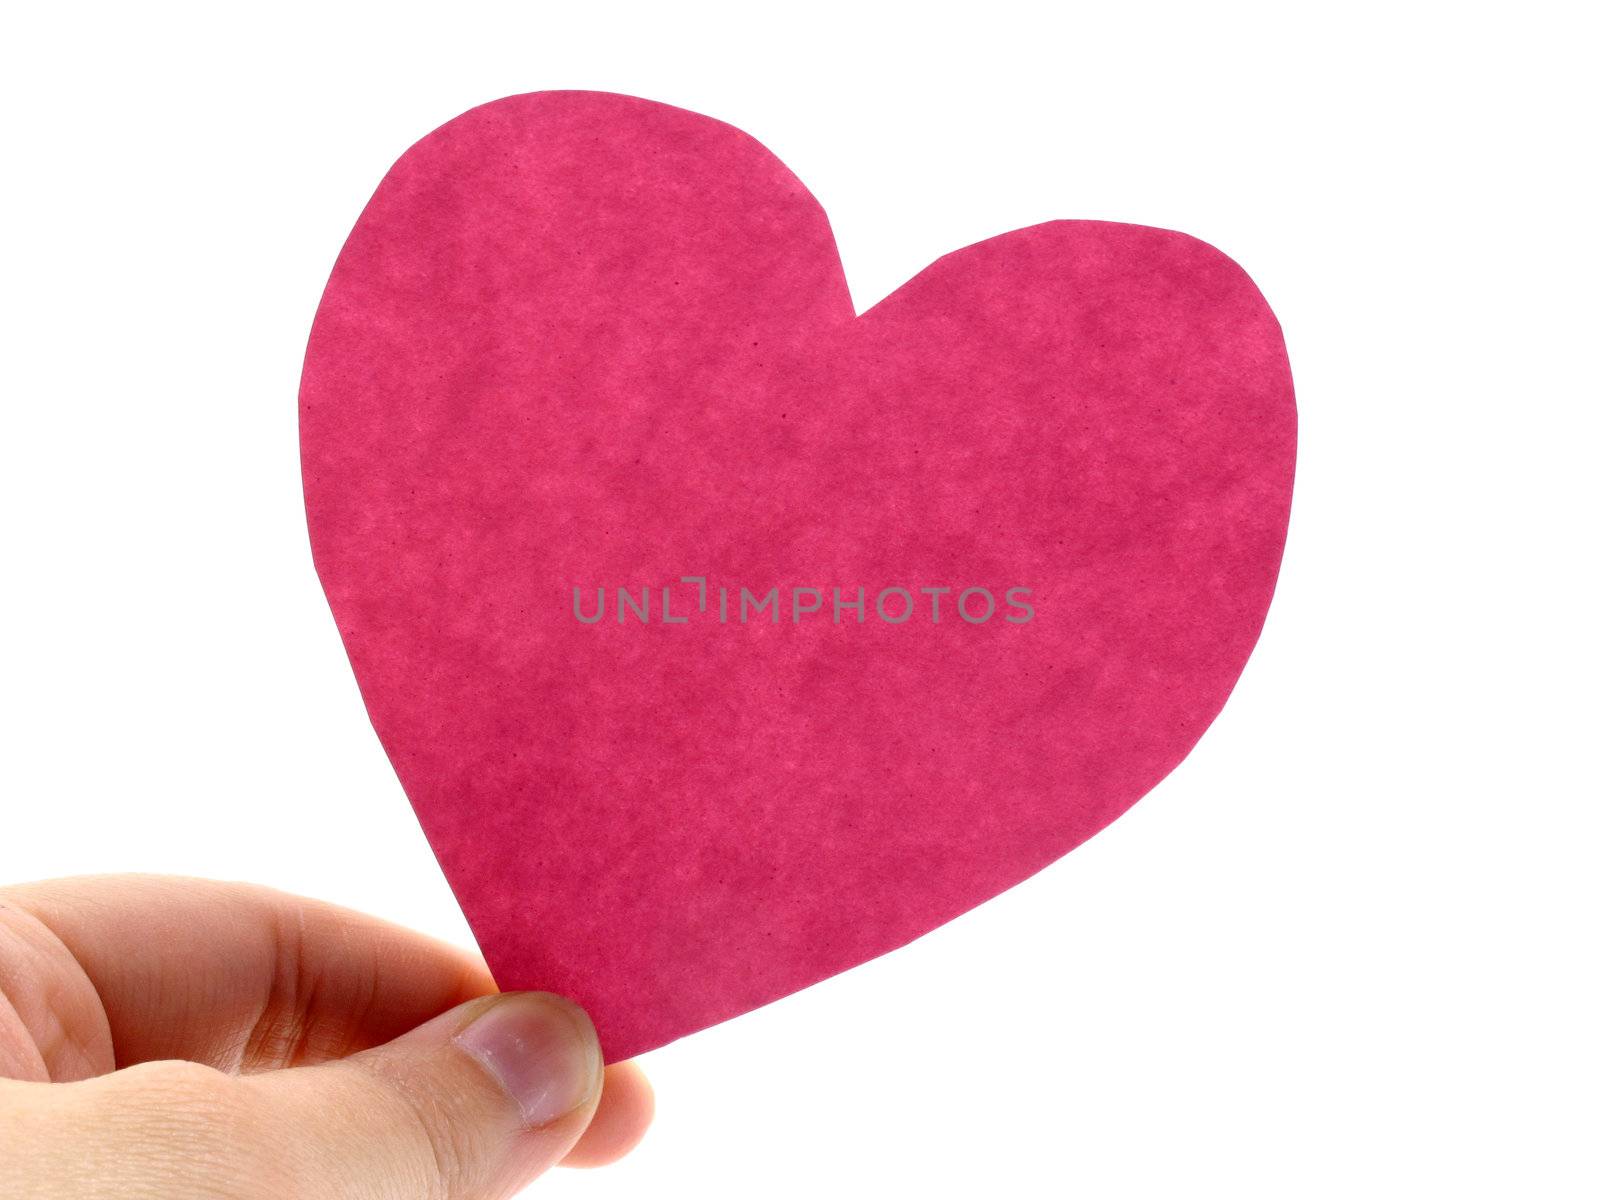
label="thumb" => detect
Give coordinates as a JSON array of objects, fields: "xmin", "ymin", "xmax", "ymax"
[
  {"xmin": 252, "ymin": 990, "xmax": 604, "ymax": 1199},
  {"xmin": 0, "ymin": 991, "xmax": 607, "ymax": 1199}
]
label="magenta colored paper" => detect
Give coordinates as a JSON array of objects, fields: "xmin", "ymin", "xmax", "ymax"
[{"xmin": 300, "ymin": 91, "xmax": 1296, "ymax": 1061}]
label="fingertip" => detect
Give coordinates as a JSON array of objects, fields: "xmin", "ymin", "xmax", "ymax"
[
  {"xmin": 561, "ymin": 1060, "xmax": 655, "ymax": 1167},
  {"xmin": 454, "ymin": 992, "xmax": 603, "ymax": 1129}
]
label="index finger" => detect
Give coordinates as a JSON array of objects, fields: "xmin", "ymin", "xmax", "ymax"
[{"xmin": 3, "ymin": 874, "xmax": 493, "ymax": 1072}]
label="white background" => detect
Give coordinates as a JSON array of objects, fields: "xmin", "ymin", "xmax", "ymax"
[{"xmin": 3, "ymin": 3, "xmax": 1596, "ymax": 1197}]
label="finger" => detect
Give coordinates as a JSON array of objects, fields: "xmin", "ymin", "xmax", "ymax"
[
  {"xmin": 254, "ymin": 991, "xmax": 603, "ymax": 1198},
  {"xmin": 0, "ymin": 991, "xmax": 605, "ymax": 1200},
  {"xmin": 3, "ymin": 874, "xmax": 493, "ymax": 1071},
  {"xmin": 0, "ymin": 898, "xmax": 113, "ymax": 1081},
  {"xmin": 564, "ymin": 1060, "xmax": 655, "ymax": 1167}
]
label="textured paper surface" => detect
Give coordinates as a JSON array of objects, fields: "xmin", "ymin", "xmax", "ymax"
[{"xmin": 300, "ymin": 90, "xmax": 1296, "ymax": 1061}]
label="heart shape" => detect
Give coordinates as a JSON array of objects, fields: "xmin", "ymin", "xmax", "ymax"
[{"xmin": 300, "ymin": 91, "xmax": 1295, "ymax": 1060}]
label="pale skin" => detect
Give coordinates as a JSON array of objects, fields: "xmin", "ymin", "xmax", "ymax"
[{"xmin": 0, "ymin": 875, "xmax": 654, "ymax": 1199}]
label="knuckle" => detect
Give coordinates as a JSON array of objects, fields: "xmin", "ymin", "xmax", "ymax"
[
  {"xmin": 114, "ymin": 1058, "xmax": 234, "ymax": 1103},
  {"xmin": 384, "ymin": 1078, "xmax": 486, "ymax": 1200},
  {"xmin": 96, "ymin": 1058, "xmax": 242, "ymax": 1135}
]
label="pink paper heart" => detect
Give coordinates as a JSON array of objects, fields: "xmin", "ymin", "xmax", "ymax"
[{"xmin": 300, "ymin": 91, "xmax": 1295, "ymax": 1060}]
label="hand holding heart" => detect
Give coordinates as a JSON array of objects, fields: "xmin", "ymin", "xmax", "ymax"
[{"xmin": 0, "ymin": 876, "xmax": 653, "ymax": 1198}]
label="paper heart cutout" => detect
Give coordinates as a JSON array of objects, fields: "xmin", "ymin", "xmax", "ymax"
[{"xmin": 301, "ymin": 91, "xmax": 1295, "ymax": 1060}]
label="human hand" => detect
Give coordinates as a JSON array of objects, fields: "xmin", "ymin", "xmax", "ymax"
[{"xmin": 0, "ymin": 875, "xmax": 653, "ymax": 1198}]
